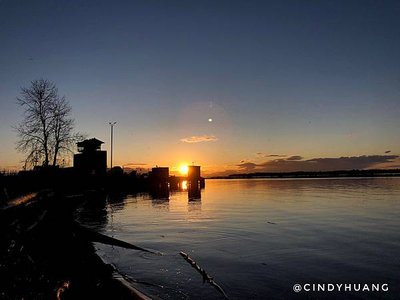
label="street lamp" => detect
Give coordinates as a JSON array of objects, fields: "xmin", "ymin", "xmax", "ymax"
[{"xmin": 109, "ymin": 121, "xmax": 117, "ymax": 170}]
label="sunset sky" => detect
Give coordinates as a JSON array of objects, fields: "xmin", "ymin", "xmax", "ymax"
[{"xmin": 1, "ymin": 0, "xmax": 399, "ymax": 176}]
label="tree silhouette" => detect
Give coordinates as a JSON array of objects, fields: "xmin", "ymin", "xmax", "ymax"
[{"xmin": 16, "ymin": 79, "xmax": 81, "ymax": 168}]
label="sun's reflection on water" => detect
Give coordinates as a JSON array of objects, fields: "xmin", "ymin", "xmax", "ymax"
[{"xmin": 181, "ymin": 180, "xmax": 188, "ymax": 191}]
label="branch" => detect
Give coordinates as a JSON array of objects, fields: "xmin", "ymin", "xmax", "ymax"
[{"xmin": 179, "ymin": 252, "xmax": 229, "ymax": 299}]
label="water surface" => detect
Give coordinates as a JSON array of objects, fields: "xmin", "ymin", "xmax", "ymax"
[{"xmin": 79, "ymin": 178, "xmax": 400, "ymax": 299}]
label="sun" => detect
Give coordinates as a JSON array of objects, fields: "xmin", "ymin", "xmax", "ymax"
[{"xmin": 179, "ymin": 165, "xmax": 189, "ymax": 175}]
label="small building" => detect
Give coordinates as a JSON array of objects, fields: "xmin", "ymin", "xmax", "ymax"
[
  {"xmin": 187, "ymin": 166, "xmax": 205, "ymax": 189},
  {"xmin": 73, "ymin": 138, "xmax": 107, "ymax": 175},
  {"xmin": 187, "ymin": 166, "xmax": 201, "ymax": 181},
  {"xmin": 150, "ymin": 167, "xmax": 169, "ymax": 183}
]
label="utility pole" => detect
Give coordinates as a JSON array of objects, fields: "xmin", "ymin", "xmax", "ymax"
[{"xmin": 109, "ymin": 122, "xmax": 117, "ymax": 170}]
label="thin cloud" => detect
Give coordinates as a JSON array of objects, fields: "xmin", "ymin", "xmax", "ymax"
[
  {"xmin": 180, "ymin": 135, "xmax": 218, "ymax": 143},
  {"xmin": 229, "ymin": 155, "xmax": 399, "ymax": 174},
  {"xmin": 123, "ymin": 162, "xmax": 148, "ymax": 166},
  {"xmin": 200, "ymin": 154, "xmax": 399, "ymax": 177},
  {"xmin": 286, "ymin": 155, "xmax": 303, "ymax": 161},
  {"xmin": 206, "ymin": 155, "xmax": 400, "ymax": 177},
  {"xmin": 257, "ymin": 155, "xmax": 399, "ymax": 172},
  {"xmin": 256, "ymin": 152, "xmax": 286, "ymax": 158},
  {"xmin": 236, "ymin": 162, "xmax": 258, "ymax": 171}
]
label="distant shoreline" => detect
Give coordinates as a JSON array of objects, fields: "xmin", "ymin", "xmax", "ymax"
[{"xmin": 206, "ymin": 169, "xmax": 400, "ymax": 179}]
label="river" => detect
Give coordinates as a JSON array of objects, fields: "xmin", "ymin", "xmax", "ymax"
[{"xmin": 77, "ymin": 178, "xmax": 400, "ymax": 299}]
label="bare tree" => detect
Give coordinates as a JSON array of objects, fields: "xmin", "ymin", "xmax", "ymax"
[{"xmin": 16, "ymin": 79, "xmax": 81, "ymax": 168}]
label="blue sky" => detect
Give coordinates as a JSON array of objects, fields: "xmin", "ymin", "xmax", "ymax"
[{"xmin": 1, "ymin": 0, "xmax": 399, "ymax": 174}]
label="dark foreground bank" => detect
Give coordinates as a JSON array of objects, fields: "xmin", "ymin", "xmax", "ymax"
[{"xmin": 0, "ymin": 191, "xmax": 151, "ymax": 300}]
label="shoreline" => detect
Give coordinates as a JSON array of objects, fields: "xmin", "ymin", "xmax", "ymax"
[
  {"xmin": 206, "ymin": 169, "xmax": 400, "ymax": 179},
  {"xmin": 0, "ymin": 191, "xmax": 152, "ymax": 300}
]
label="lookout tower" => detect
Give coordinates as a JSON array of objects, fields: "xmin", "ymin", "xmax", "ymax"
[{"xmin": 73, "ymin": 138, "xmax": 107, "ymax": 175}]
